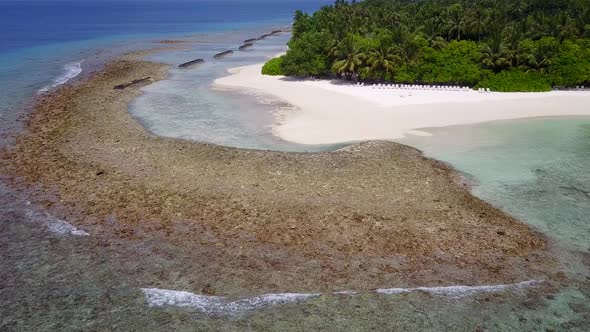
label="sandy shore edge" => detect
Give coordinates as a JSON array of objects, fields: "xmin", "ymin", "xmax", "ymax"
[{"xmin": 213, "ymin": 63, "xmax": 590, "ymax": 145}]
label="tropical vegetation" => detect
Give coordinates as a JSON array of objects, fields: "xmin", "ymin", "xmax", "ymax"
[
  {"xmin": 261, "ymin": 56, "xmax": 284, "ymax": 75},
  {"xmin": 264, "ymin": 0, "xmax": 590, "ymax": 91}
]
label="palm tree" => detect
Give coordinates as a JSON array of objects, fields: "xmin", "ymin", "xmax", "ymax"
[
  {"xmin": 578, "ymin": 7, "xmax": 590, "ymax": 37},
  {"xmin": 465, "ymin": 6, "xmax": 488, "ymax": 42},
  {"xmin": 517, "ymin": 37, "xmax": 558, "ymax": 73},
  {"xmin": 502, "ymin": 25, "xmax": 523, "ymax": 66},
  {"xmin": 446, "ymin": 4, "xmax": 465, "ymax": 41},
  {"xmin": 400, "ymin": 32, "xmax": 427, "ymax": 62},
  {"xmin": 555, "ymin": 14, "xmax": 579, "ymax": 42},
  {"xmin": 430, "ymin": 36, "xmax": 448, "ymax": 50},
  {"xmin": 423, "ymin": 7, "xmax": 445, "ymax": 39},
  {"xmin": 521, "ymin": 14, "xmax": 546, "ymax": 40},
  {"xmin": 383, "ymin": 10, "xmax": 404, "ymax": 31},
  {"xmin": 327, "ymin": 39, "xmax": 340, "ymax": 60},
  {"xmin": 480, "ymin": 35, "xmax": 511, "ymax": 71},
  {"xmin": 517, "ymin": 51, "xmax": 552, "ymax": 73},
  {"xmin": 331, "ymin": 35, "xmax": 365, "ymax": 80},
  {"xmin": 363, "ymin": 35, "xmax": 401, "ymax": 79}
]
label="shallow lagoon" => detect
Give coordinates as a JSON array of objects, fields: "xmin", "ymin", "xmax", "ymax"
[
  {"xmin": 1, "ymin": 0, "xmax": 590, "ymax": 328},
  {"xmin": 129, "ymin": 32, "xmax": 345, "ymax": 152},
  {"xmin": 401, "ymin": 117, "xmax": 590, "ymax": 251}
]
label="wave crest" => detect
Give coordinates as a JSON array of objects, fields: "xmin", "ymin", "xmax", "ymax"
[
  {"xmin": 142, "ymin": 288, "xmax": 320, "ymax": 315},
  {"xmin": 143, "ymin": 280, "xmax": 542, "ymax": 315},
  {"xmin": 38, "ymin": 60, "xmax": 84, "ymax": 93},
  {"xmin": 24, "ymin": 201, "xmax": 89, "ymax": 236}
]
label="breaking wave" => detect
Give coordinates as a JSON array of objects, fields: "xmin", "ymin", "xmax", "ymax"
[
  {"xmin": 38, "ymin": 60, "xmax": 84, "ymax": 93},
  {"xmin": 142, "ymin": 289, "xmax": 320, "ymax": 315},
  {"xmin": 375, "ymin": 280, "xmax": 543, "ymax": 298},
  {"xmin": 24, "ymin": 201, "xmax": 89, "ymax": 236},
  {"xmin": 143, "ymin": 280, "xmax": 542, "ymax": 315}
]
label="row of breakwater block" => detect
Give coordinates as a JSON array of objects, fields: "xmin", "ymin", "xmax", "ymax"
[{"xmin": 177, "ymin": 29, "xmax": 284, "ymax": 70}]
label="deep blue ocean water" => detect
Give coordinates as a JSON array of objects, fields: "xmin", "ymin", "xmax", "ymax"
[
  {"xmin": 0, "ymin": 0, "xmax": 330, "ymax": 142},
  {"xmin": 1, "ymin": 0, "xmax": 330, "ymax": 53}
]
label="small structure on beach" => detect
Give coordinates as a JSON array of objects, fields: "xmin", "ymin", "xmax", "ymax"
[
  {"xmin": 214, "ymin": 50, "xmax": 234, "ymax": 59},
  {"xmin": 113, "ymin": 77, "xmax": 152, "ymax": 90},
  {"xmin": 178, "ymin": 59, "xmax": 205, "ymax": 69},
  {"xmin": 239, "ymin": 43, "xmax": 254, "ymax": 51}
]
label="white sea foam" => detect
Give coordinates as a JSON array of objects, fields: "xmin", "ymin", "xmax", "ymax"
[
  {"xmin": 375, "ymin": 280, "xmax": 543, "ymax": 298},
  {"xmin": 143, "ymin": 280, "xmax": 542, "ymax": 314},
  {"xmin": 141, "ymin": 288, "xmax": 320, "ymax": 315},
  {"xmin": 42, "ymin": 214, "xmax": 90, "ymax": 236},
  {"xmin": 24, "ymin": 201, "xmax": 89, "ymax": 236},
  {"xmin": 38, "ymin": 60, "xmax": 84, "ymax": 93},
  {"xmin": 332, "ymin": 291, "xmax": 359, "ymax": 296}
]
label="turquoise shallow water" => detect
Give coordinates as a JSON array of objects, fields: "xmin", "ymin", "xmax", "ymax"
[
  {"xmin": 130, "ymin": 31, "xmax": 344, "ymax": 152},
  {"xmin": 401, "ymin": 117, "xmax": 590, "ymax": 251},
  {"xmin": 2, "ymin": 1, "xmax": 590, "ymax": 330}
]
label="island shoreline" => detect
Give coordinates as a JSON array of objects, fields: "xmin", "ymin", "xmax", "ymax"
[
  {"xmin": 214, "ymin": 63, "xmax": 590, "ymax": 145},
  {"xmin": 0, "ymin": 48, "xmax": 563, "ymax": 296}
]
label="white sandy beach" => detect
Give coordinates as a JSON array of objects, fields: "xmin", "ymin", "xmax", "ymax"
[{"xmin": 213, "ymin": 63, "xmax": 590, "ymax": 145}]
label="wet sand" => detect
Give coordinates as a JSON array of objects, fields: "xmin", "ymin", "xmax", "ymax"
[{"xmin": 0, "ymin": 51, "xmax": 557, "ymax": 296}]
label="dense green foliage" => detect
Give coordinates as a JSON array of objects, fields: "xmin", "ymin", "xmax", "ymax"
[
  {"xmin": 261, "ymin": 56, "xmax": 285, "ymax": 75},
  {"xmin": 270, "ymin": 0, "xmax": 590, "ymax": 91},
  {"xmin": 478, "ymin": 70, "xmax": 552, "ymax": 91},
  {"xmin": 281, "ymin": 31, "xmax": 330, "ymax": 76}
]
